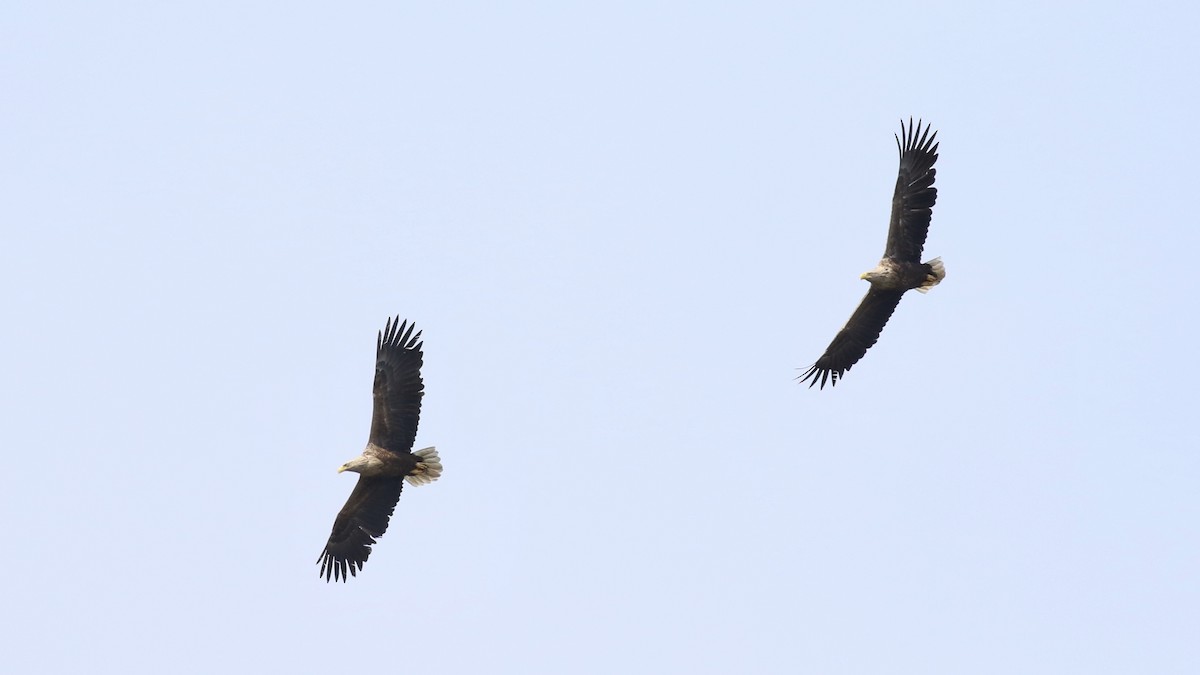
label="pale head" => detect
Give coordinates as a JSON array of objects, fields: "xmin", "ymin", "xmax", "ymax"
[
  {"xmin": 337, "ymin": 455, "xmax": 373, "ymax": 474},
  {"xmin": 860, "ymin": 259, "xmax": 901, "ymax": 289}
]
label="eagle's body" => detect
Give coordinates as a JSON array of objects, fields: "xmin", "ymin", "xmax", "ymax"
[
  {"xmin": 318, "ymin": 317, "xmax": 442, "ymax": 582},
  {"xmin": 799, "ymin": 119, "xmax": 944, "ymax": 389},
  {"xmin": 861, "ymin": 257, "xmax": 943, "ymax": 293},
  {"xmin": 340, "ymin": 443, "xmax": 429, "ymax": 478}
]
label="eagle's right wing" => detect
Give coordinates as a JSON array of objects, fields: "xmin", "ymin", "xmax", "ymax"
[
  {"xmin": 798, "ymin": 288, "xmax": 905, "ymax": 389},
  {"xmin": 317, "ymin": 476, "xmax": 405, "ymax": 582}
]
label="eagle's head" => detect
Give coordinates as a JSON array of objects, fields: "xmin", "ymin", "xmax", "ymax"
[
  {"xmin": 860, "ymin": 260, "xmax": 900, "ymax": 288},
  {"xmin": 338, "ymin": 456, "xmax": 369, "ymax": 474}
]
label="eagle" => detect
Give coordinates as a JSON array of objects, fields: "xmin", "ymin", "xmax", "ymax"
[
  {"xmin": 799, "ymin": 119, "xmax": 945, "ymax": 389},
  {"xmin": 318, "ymin": 316, "xmax": 443, "ymax": 582}
]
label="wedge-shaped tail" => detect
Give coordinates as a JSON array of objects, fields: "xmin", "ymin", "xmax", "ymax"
[
  {"xmin": 915, "ymin": 257, "xmax": 945, "ymax": 294},
  {"xmin": 405, "ymin": 446, "xmax": 443, "ymax": 486}
]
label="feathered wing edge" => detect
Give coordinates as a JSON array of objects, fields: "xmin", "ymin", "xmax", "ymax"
[
  {"xmin": 318, "ymin": 476, "xmax": 405, "ymax": 582},
  {"xmin": 368, "ymin": 317, "xmax": 425, "ymax": 453},
  {"xmin": 798, "ymin": 289, "xmax": 905, "ymax": 389},
  {"xmin": 884, "ymin": 118, "xmax": 939, "ymax": 262}
]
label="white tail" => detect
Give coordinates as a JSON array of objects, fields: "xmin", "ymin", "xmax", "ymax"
[
  {"xmin": 405, "ymin": 446, "xmax": 443, "ymax": 486},
  {"xmin": 915, "ymin": 257, "xmax": 945, "ymax": 294}
]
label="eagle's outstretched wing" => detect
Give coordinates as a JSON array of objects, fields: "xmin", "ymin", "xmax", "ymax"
[
  {"xmin": 798, "ymin": 289, "xmax": 904, "ymax": 389},
  {"xmin": 318, "ymin": 476, "xmax": 405, "ymax": 582},
  {"xmin": 367, "ymin": 317, "xmax": 424, "ymax": 453},
  {"xmin": 883, "ymin": 118, "xmax": 939, "ymax": 263}
]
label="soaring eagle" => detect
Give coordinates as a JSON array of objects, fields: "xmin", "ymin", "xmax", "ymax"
[
  {"xmin": 799, "ymin": 119, "xmax": 945, "ymax": 389},
  {"xmin": 318, "ymin": 316, "xmax": 443, "ymax": 582}
]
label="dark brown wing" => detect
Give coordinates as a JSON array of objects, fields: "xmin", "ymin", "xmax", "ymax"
[
  {"xmin": 367, "ymin": 317, "xmax": 424, "ymax": 453},
  {"xmin": 798, "ymin": 288, "xmax": 904, "ymax": 389},
  {"xmin": 884, "ymin": 119, "xmax": 939, "ymax": 263},
  {"xmin": 317, "ymin": 476, "xmax": 405, "ymax": 582}
]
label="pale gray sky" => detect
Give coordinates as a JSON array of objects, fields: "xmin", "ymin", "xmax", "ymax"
[{"xmin": 4, "ymin": 2, "xmax": 1199, "ymax": 673}]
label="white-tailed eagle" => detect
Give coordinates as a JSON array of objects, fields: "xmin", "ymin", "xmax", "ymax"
[
  {"xmin": 799, "ymin": 119, "xmax": 945, "ymax": 389},
  {"xmin": 318, "ymin": 316, "xmax": 442, "ymax": 581}
]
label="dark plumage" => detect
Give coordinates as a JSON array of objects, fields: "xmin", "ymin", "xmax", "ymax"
[
  {"xmin": 799, "ymin": 119, "xmax": 945, "ymax": 389},
  {"xmin": 318, "ymin": 316, "xmax": 443, "ymax": 582}
]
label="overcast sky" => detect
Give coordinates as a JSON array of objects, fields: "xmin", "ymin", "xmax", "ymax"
[{"xmin": 4, "ymin": 2, "xmax": 1199, "ymax": 673}]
